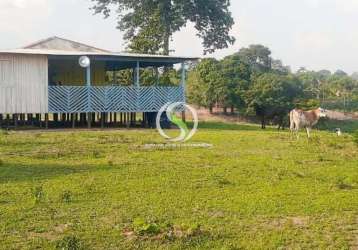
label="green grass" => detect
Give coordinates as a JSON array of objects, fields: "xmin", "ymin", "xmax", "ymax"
[{"xmin": 0, "ymin": 122, "xmax": 357, "ymax": 249}]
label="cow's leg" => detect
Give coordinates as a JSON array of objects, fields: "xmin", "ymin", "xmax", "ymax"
[
  {"xmin": 290, "ymin": 114, "xmax": 295, "ymax": 132},
  {"xmin": 306, "ymin": 127, "xmax": 311, "ymax": 138},
  {"xmin": 261, "ymin": 116, "xmax": 265, "ymax": 129},
  {"xmin": 294, "ymin": 123, "xmax": 300, "ymax": 139}
]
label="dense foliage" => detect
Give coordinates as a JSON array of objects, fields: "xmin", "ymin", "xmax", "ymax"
[
  {"xmin": 92, "ymin": 0, "xmax": 235, "ymax": 55},
  {"xmin": 188, "ymin": 45, "xmax": 358, "ymax": 120}
]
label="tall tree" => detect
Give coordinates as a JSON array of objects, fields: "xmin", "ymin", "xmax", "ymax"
[
  {"xmin": 236, "ymin": 45, "xmax": 272, "ymax": 73},
  {"xmin": 220, "ymin": 54, "xmax": 251, "ymax": 113},
  {"xmin": 92, "ymin": 0, "xmax": 235, "ymax": 55},
  {"xmin": 188, "ymin": 58, "xmax": 224, "ymax": 113}
]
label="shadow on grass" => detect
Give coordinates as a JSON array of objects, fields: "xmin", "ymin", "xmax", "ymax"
[
  {"xmin": 0, "ymin": 163, "xmax": 98, "ymax": 184},
  {"xmin": 195, "ymin": 121, "xmax": 278, "ymax": 132}
]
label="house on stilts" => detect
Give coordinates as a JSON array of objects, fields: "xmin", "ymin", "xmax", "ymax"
[{"xmin": 0, "ymin": 37, "xmax": 196, "ymax": 129}]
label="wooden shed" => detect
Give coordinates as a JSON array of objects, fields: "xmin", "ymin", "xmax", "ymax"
[{"xmin": 0, "ymin": 37, "xmax": 196, "ymax": 128}]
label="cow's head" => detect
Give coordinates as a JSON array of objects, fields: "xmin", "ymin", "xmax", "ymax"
[{"xmin": 318, "ymin": 107, "xmax": 327, "ymax": 118}]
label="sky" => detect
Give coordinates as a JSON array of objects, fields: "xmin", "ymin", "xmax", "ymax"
[{"xmin": 0, "ymin": 0, "xmax": 357, "ymax": 74}]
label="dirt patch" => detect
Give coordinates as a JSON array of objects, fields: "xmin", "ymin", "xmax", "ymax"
[
  {"xmin": 27, "ymin": 224, "xmax": 70, "ymax": 241},
  {"xmin": 289, "ymin": 216, "xmax": 309, "ymax": 227}
]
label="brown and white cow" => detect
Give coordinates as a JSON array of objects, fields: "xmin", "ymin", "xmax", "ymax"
[{"xmin": 290, "ymin": 108, "xmax": 327, "ymax": 138}]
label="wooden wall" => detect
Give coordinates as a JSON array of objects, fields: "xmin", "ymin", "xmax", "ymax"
[{"xmin": 0, "ymin": 54, "xmax": 48, "ymax": 114}]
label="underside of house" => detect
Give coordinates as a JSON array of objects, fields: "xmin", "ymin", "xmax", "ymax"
[{"xmin": 0, "ymin": 37, "xmax": 196, "ymax": 128}]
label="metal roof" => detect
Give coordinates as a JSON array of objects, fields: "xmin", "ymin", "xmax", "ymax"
[
  {"xmin": 0, "ymin": 36, "xmax": 198, "ymax": 62},
  {"xmin": 22, "ymin": 36, "xmax": 111, "ymax": 53},
  {"xmin": 0, "ymin": 48, "xmax": 197, "ymax": 62}
]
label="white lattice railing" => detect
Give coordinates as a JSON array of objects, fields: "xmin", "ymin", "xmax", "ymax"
[{"xmin": 48, "ymin": 86, "xmax": 185, "ymax": 113}]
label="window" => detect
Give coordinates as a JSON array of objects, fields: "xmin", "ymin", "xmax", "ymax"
[{"xmin": 0, "ymin": 59, "xmax": 13, "ymax": 87}]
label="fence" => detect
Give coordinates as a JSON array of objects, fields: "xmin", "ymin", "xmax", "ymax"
[{"xmin": 48, "ymin": 86, "xmax": 185, "ymax": 113}]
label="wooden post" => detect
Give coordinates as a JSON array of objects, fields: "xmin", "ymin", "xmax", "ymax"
[
  {"xmin": 101, "ymin": 112, "xmax": 105, "ymax": 129},
  {"xmin": 136, "ymin": 61, "xmax": 140, "ymax": 87},
  {"xmin": 45, "ymin": 114, "xmax": 49, "ymax": 129},
  {"xmin": 71, "ymin": 113, "xmax": 75, "ymax": 129},
  {"xmin": 38, "ymin": 114, "xmax": 42, "ymax": 128},
  {"xmin": 87, "ymin": 112, "xmax": 91, "ymax": 129},
  {"xmin": 14, "ymin": 114, "xmax": 18, "ymax": 129},
  {"xmin": 86, "ymin": 59, "xmax": 92, "ymax": 129},
  {"xmin": 126, "ymin": 113, "xmax": 130, "ymax": 128}
]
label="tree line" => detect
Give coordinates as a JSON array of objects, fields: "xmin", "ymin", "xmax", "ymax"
[
  {"xmin": 187, "ymin": 44, "xmax": 358, "ymax": 126},
  {"xmin": 91, "ymin": 0, "xmax": 358, "ymax": 125}
]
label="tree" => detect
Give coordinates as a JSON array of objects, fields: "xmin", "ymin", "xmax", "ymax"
[
  {"xmin": 236, "ymin": 45, "xmax": 272, "ymax": 73},
  {"xmin": 188, "ymin": 58, "xmax": 224, "ymax": 113},
  {"xmin": 272, "ymin": 59, "xmax": 291, "ymax": 75},
  {"xmin": 297, "ymin": 70, "xmax": 321, "ymax": 99},
  {"xmin": 318, "ymin": 69, "xmax": 331, "ymax": 79},
  {"xmin": 334, "ymin": 69, "xmax": 348, "ymax": 77},
  {"xmin": 245, "ymin": 73, "xmax": 303, "ymax": 129},
  {"xmin": 220, "ymin": 54, "xmax": 251, "ymax": 113},
  {"xmin": 92, "ymin": 0, "xmax": 235, "ymax": 55}
]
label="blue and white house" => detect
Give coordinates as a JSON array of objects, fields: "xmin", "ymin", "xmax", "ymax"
[{"xmin": 0, "ymin": 37, "xmax": 196, "ymax": 127}]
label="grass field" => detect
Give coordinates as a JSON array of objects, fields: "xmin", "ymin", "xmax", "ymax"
[{"xmin": 0, "ymin": 122, "xmax": 358, "ymax": 249}]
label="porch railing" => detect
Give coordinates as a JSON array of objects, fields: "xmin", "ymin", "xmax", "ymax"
[{"xmin": 48, "ymin": 86, "xmax": 185, "ymax": 113}]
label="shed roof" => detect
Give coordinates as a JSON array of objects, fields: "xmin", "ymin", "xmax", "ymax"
[
  {"xmin": 0, "ymin": 36, "xmax": 198, "ymax": 63},
  {"xmin": 22, "ymin": 36, "xmax": 110, "ymax": 53}
]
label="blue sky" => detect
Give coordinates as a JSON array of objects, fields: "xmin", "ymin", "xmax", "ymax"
[{"xmin": 0, "ymin": 0, "xmax": 357, "ymax": 73}]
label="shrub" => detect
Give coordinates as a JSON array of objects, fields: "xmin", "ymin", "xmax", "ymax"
[
  {"xmin": 132, "ymin": 218, "xmax": 161, "ymax": 235},
  {"xmin": 60, "ymin": 190, "xmax": 73, "ymax": 203},
  {"xmin": 56, "ymin": 235, "xmax": 83, "ymax": 250},
  {"xmin": 32, "ymin": 186, "xmax": 45, "ymax": 204}
]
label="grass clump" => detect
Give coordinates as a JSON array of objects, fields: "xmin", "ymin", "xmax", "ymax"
[
  {"xmin": 56, "ymin": 235, "xmax": 83, "ymax": 250},
  {"xmin": 32, "ymin": 185, "xmax": 45, "ymax": 204},
  {"xmin": 132, "ymin": 218, "xmax": 162, "ymax": 236},
  {"xmin": 60, "ymin": 190, "xmax": 73, "ymax": 203}
]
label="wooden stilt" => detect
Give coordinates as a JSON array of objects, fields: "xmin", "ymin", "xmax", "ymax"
[
  {"xmin": 87, "ymin": 112, "xmax": 91, "ymax": 129},
  {"xmin": 126, "ymin": 112, "xmax": 130, "ymax": 128},
  {"xmin": 6, "ymin": 114, "xmax": 10, "ymax": 129},
  {"xmin": 14, "ymin": 114, "xmax": 18, "ymax": 129},
  {"xmin": 45, "ymin": 114, "xmax": 49, "ymax": 129},
  {"xmin": 71, "ymin": 113, "xmax": 75, "ymax": 129},
  {"xmin": 182, "ymin": 111, "xmax": 186, "ymax": 123},
  {"xmin": 38, "ymin": 114, "xmax": 42, "ymax": 128},
  {"xmin": 114, "ymin": 113, "xmax": 117, "ymax": 124},
  {"xmin": 29, "ymin": 114, "xmax": 34, "ymax": 126},
  {"xmin": 101, "ymin": 112, "xmax": 105, "ymax": 129}
]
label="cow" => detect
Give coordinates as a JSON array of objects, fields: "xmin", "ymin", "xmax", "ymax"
[
  {"xmin": 255, "ymin": 105, "xmax": 290, "ymax": 130},
  {"xmin": 290, "ymin": 108, "xmax": 327, "ymax": 138}
]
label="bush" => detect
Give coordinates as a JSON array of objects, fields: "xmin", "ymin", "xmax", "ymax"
[
  {"xmin": 60, "ymin": 190, "xmax": 73, "ymax": 203},
  {"xmin": 132, "ymin": 218, "xmax": 161, "ymax": 235},
  {"xmin": 56, "ymin": 235, "xmax": 83, "ymax": 250},
  {"xmin": 32, "ymin": 186, "xmax": 45, "ymax": 204}
]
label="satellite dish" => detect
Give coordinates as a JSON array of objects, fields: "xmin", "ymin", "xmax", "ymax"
[{"xmin": 79, "ymin": 56, "xmax": 90, "ymax": 68}]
